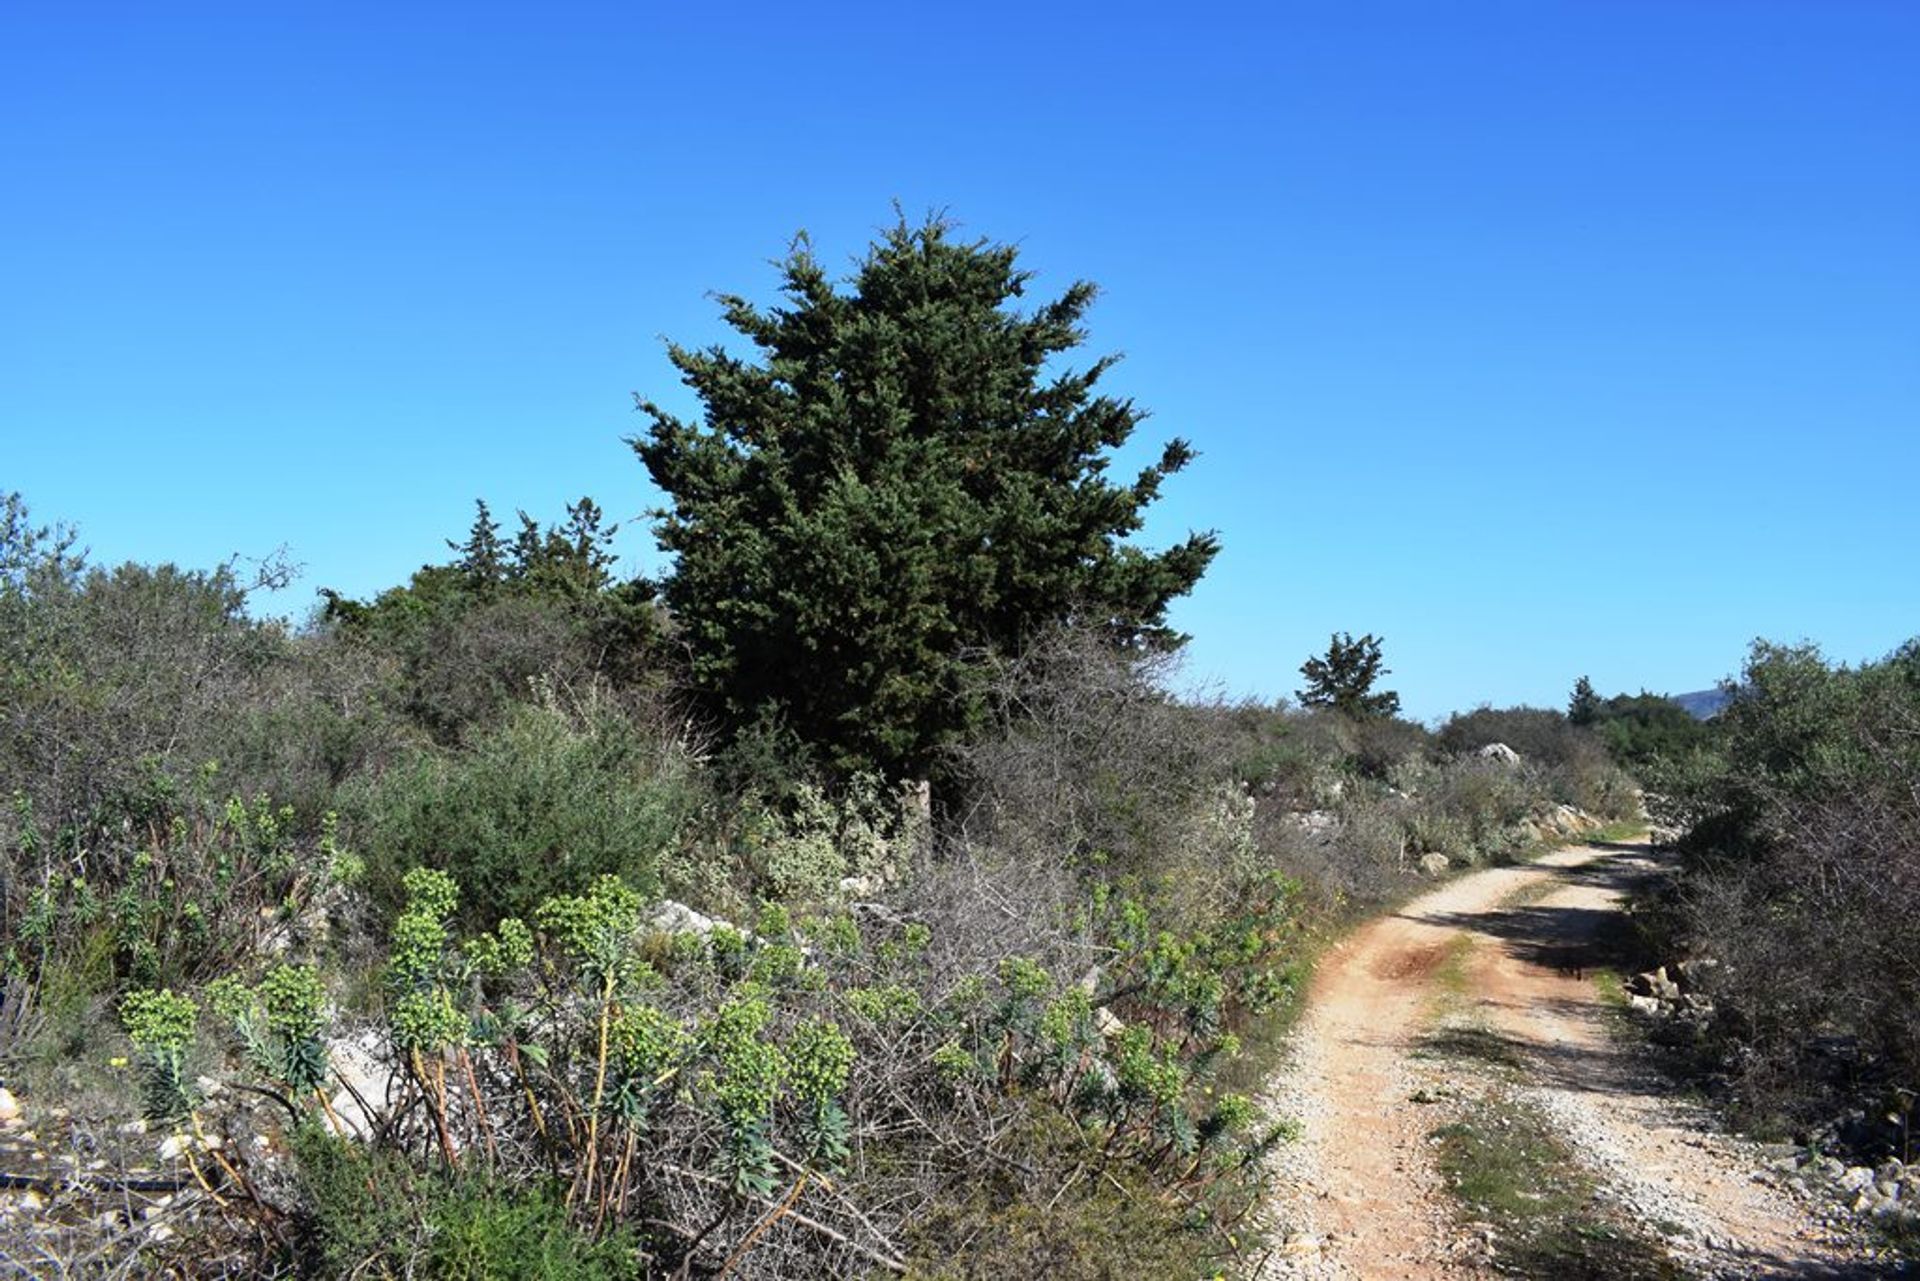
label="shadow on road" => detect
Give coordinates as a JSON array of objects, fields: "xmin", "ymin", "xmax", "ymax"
[
  {"xmin": 1399, "ymin": 851, "xmax": 1917, "ymax": 1277},
  {"xmin": 1409, "ymin": 850, "xmax": 1662, "ymax": 978}
]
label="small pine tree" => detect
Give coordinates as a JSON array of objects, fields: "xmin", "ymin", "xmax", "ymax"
[
  {"xmin": 513, "ymin": 498, "xmax": 620, "ymax": 599},
  {"xmin": 1568, "ymin": 675, "xmax": 1600, "ymax": 725},
  {"xmin": 1297, "ymin": 632, "xmax": 1400, "ymax": 719},
  {"xmin": 449, "ymin": 500, "xmax": 507, "ymax": 594}
]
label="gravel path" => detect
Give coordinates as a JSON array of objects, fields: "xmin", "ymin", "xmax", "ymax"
[{"xmin": 1254, "ymin": 839, "xmax": 1888, "ymax": 1279}]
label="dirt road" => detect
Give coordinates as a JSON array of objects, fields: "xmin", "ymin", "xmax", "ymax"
[{"xmin": 1257, "ymin": 838, "xmax": 1884, "ymax": 1279}]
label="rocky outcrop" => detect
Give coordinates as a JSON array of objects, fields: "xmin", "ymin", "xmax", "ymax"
[{"xmin": 1520, "ymin": 803, "xmax": 1602, "ymax": 845}]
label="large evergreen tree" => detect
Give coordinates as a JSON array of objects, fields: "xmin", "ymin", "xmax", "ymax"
[{"xmin": 633, "ymin": 215, "xmax": 1218, "ymax": 776}]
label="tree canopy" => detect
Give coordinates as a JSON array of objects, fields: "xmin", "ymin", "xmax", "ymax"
[
  {"xmin": 1297, "ymin": 632, "xmax": 1401, "ymax": 719},
  {"xmin": 633, "ymin": 214, "xmax": 1218, "ymax": 777},
  {"xmin": 320, "ymin": 498, "xmax": 660, "ymax": 742},
  {"xmin": 1568, "ymin": 675, "xmax": 1600, "ymax": 725}
]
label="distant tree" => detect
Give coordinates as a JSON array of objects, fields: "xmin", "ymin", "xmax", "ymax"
[
  {"xmin": 1543, "ymin": 672, "xmax": 1722, "ymax": 771},
  {"xmin": 633, "ymin": 213, "xmax": 1219, "ymax": 777},
  {"xmin": 511, "ymin": 497, "xmax": 622, "ymax": 601},
  {"xmin": 449, "ymin": 499, "xmax": 507, "ymax": 595},
  {"xmin": 436, "ymin": 496, "xmax": 621, "ymax": 603},
  {"xmin": 1, "ymin": 492, "xmax": 82, "ymax": 588},
  {"xmin": 0, "ymin": 492, "xmax": 86, "ymax": 674},
  {"xmin": 328, "ymin": 496, "xmax": 633, "ymax": 623},
  {"xmin": 1297, "ymin": 632, "xmax": 1400, "ymax": 719},
  {"xmin": 1568, "ymin": 675, "xmax": 1600, "ymax": 726},
  {"xmin": 321, "ymin": 497, "xmax": 659, "ymax": 741}
]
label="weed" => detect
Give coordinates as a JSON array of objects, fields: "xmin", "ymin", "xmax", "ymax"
[
  {"xmin": 1433, "ymin": 935, "xmax": 1476, "ymax": 1000},
  {"xmin": 1432, "ymin": 1094, "xmax": 1681, "ymax": 1279}
]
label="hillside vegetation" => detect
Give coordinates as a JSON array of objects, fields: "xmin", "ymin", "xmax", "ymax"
[
  {"xmin": 1643, "ymin": 641, "xmax": 1920, "ymax": 1154},
  {"xmin": 0, "ymin": 489, "xmax": 1641, "ymax": 1278},
  {"xmin": 0, "ymin": 217, "xmax": 1647, "ymax": 1278}
]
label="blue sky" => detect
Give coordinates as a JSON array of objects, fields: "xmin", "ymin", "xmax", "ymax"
[{"xmin": 4, "ymin": 2, "xmax": 1915, "ymax": 719}]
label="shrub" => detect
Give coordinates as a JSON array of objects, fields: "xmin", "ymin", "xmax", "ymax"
[
  {"xmin": 353, "ymin": 693, "xmax": 701, "ymax": 927},
  {"xmin": 1348, "ymin": 713, "xmax": 1432, "ymax": 781},
  {"xmin": 1656, "ymin": 639, "xmax": 1920, "ymax": 1135},
  {"xmin": 1271, "ymin": 707, "xmax": 1431, "ymax": 782},
  {"xmin": 902, "ymin": 1107, "xmax": 1199, "ymax": 1280},
  {"xmin": 290, "ymin": 1124, "xmax": 639, "ymax": 1280},
  {"xmin": 3, "ymin": 779, "xmax": 352, "ymax": 998},
  {"xmin": 735, "ymin": 777, "xmax": 905, "ymax": 905},
  {"xmin": 205, "ymin": 632, "xmax": 414, "ymax": 826},
  {"xmin": 1428, "ymin": 760, "xmax": 1536, "ymax": 854},
  {"xmin": 1436, "ymin": 705, "xmax": 1640, "ymax": 822},
  {"xmin": 1250, "ymin": 802, "xmax": 1400, "ymax": 916},
  {"xmin": 321, "ymin": 497, "xmax": 666, "ymax": 746},
  {"xmin": 954, "ymin": 630, "xmax": 1226, "ymax": 876},
  {"xmin": 1335, "ymin": 798, "xmax": 1410, "ymax": 875},
  {"xmin": 97, "ymin": 807, "xmax": 1301, "ymax": 1279},
  {"xmin": 0, "ymin": 544, "xmax": 297, "ymax": 839},
  {"xmin": 1437, "ymin": 705, "xmax": 1588, "ymax": 768},
  {"xmin": 425, "ymin": 1180, "xmax": 641, "ymax": 1281}
]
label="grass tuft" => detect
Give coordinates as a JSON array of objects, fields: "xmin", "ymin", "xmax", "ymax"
[{"xmin": 1432, "ymin": 1096, "xmax": 1681, "ymax": 1280}]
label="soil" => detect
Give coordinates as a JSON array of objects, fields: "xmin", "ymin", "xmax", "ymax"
[{"xmin": 1256, "ymin": 837, "xmax": 1897, "ymax": 1279}]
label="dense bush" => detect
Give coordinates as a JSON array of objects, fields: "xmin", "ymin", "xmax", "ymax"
[
  {"xmin": 1584, "ymin": 690, "xmax": 1714, "ymax": 768},
  {"xmin": 1210, "ymin": 701, "xmax": 1432, "ymax": 796},
  {"xmin": 104, "ymin": 816, "xmax": 1298, "ymax": 1278},
  {"xmin": 4, "ymin": 781, "xmax": 354, "ymax": 993},
  {"xmin": 291, "ymin": 1126, "xmax": 642, "ymax": 1280},
  {"xmin": 352, "ymin": 692, "xmax": 703, "ymax": 928},
  {"xmin": 1436, "ymin": 705, "xmax": 1640, "ymax": 819},
  {"xmin": 321, "ymin": 498, "xmax": 665, "ymax": 746},
  {"xmin": 1, "ymin": 535, "xmax": 297, "ymax": 837},
  {"xmin": 954, "ymin": 632, "xmax": 1227, "ymax": 879},
  {"xmin": 0, "ymin": 490, "xmax": 664, "ymax": 1113},
  {"xmin": 901, "ymin": 1107, "xmax": 1201, "ymax": 1279},
  {"xmin": 1653, "ymin": 640, "xmax": 1920, "ymax": 1136},
  {"xmin": 1438, "ymin": 705, "xmax": 1587, "ymax": 765}
]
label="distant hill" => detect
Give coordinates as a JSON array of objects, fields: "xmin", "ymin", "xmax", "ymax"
[{"xmin": 1671, "ymin": 688, "xmax": 1732, "ymax": 720}]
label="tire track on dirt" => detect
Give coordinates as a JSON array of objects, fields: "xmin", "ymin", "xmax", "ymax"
[{"xmin": 1257, "ymin": 839, "xmax": 1881, "ymax": 1279}]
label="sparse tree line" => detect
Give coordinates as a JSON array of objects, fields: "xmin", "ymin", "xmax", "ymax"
[{"xmin": 1, "ymin": 216, "xmax": 1646, "ymax": 1278}]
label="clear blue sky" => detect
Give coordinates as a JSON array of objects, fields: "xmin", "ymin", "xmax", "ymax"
[{"xmin": 5, "ymin": 2, "xmax": 1915, "ymax": 719}]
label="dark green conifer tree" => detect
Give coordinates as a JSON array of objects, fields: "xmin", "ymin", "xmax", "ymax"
[
  {"xmin": 1568, "ymin": 675, "xmax": 1600, "ymax": 725},
  {"xmin": 450, "ymin": 500, "xmax": 506, "ymax": 596},
  {"xmin": 1297, "ymin": 632, "xmax": 1400, "ymax": 719},
  {"xmin": 633, "ymin": 214, "xmax": 1219, "ymax": 776}
]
